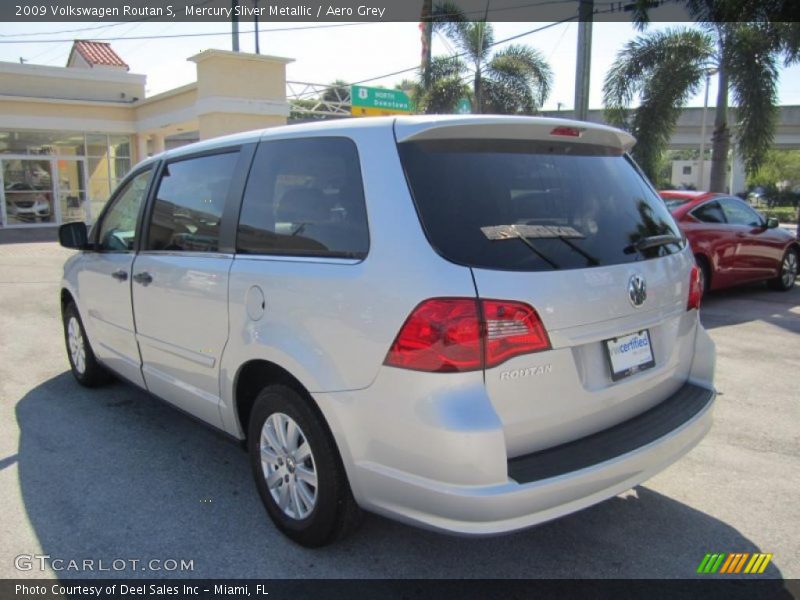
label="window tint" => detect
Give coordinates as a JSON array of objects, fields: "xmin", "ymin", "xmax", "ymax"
[
  {"xmin": 146, "ymin": 151, "xmax": 239, "ymax": 252},
  {"xmin": 398, "ymin": 139, "xmax": 683, "ymax": 272},
  {"xmin": 96, "ymin": 168, "xmax": 151, "ymax": 251},
  {"xmin": 237, "ymin": 138, "xmax": 369, "ymax": 259},
  {"xmin": 720, "ymin": 198, "xmax": 763, "ymax": 227},
  {"xmin": 691, "ymin": 201, "xmax": 726, "ymax": 224}
]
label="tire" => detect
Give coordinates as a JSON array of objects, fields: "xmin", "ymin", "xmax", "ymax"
[
  {"xmin": 768, "ymin": 248, "xmax": 798, "ymax": 292},
  {"xmin": 63, "ymin": 302, "xmax": 113, "ymax": 387},
  {"xmin": 695, "ymin": 255, "xmax": 711, "ymax": 296},
  {"xmin": 247, "ymin": 384, "xmax": 362, "ymax": 547}
]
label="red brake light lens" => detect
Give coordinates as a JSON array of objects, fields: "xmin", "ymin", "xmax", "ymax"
[
  {"xmin": 688, "ymin": 265, "xmax": 702, "ymax": 311},
  {"xmin": 550, "ymin": 126, "xmax": 583, "ymax": 138},
  {"xmin": 384, "ymin": 299, "xmax": 482, "ymax": 372},
  {"xmin": 384, "ymin": 298, "xmax": 551, "ymax": 373}
]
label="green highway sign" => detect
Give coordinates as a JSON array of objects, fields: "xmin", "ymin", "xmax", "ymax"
[
  {"xmin": 456, "ymin": 97, "xmax": 472, "ymax": 114},
  {"xmin": 351, "ymin": 85, "xmax": 413, "ymax": 117}
]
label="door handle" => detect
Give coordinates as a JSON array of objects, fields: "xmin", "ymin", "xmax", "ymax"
[
  {"xmin": 132, "ymin": 272, "xmax": 153, "ymax": 285},
  {"xmin": 735, "ymin": 232, "xmax": 747, "ymax": 238},
  {"xmin": 111, "ymin": 269, "xmax": 128, "ymax": 282}
]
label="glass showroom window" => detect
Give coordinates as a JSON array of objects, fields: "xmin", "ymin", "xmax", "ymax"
[
  {"xmin": 0, "ymin": 130, "xmax": 132, "ymax": 227},
  {"xmin": 87, "ymin": 134, "xmax": 132, "ymax": 222}
]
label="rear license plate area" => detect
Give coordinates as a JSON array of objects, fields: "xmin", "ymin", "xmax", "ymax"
[{"xmin": 604, "ymin": 330, "xmax": 655, "ymax": 381}]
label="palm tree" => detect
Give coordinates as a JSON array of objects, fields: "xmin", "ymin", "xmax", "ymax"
[
  {"xmin": 410, "ymin": 56, "xmax": 471, "ymax": 114},
  {"xmin": 417, "ymin": 6, "xmax": 552, "ymax": 115},
  {"xmin": 603, "ymin": 21, "xmax": 799, "ymax": 190}
]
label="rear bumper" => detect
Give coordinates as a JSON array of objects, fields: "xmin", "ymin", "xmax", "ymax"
[{"xmin": 348, "ymin": 382, "xmax": 714, "ymax": 535}]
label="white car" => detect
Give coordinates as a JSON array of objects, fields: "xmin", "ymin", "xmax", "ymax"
[
  {"xmin": 5, "ymin": 183, "xmax": 52, "ymax": 222},
  {"xmin": 58, "ymin": 116, "xmax": 715, "ymax": 547}
]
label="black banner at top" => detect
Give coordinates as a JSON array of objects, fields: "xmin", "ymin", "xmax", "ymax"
[
  {"xmin": 2, "ymin": 0, "xmax": 799, "ymax": 23},
  {"xmin": 1, "ymin": 579, "xmax": 799, "ymax": 600}
]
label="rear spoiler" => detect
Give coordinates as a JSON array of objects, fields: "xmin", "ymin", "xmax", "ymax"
[{"xmin": 394, "ymin": 115, "xmax": 636, "ymax": 152}]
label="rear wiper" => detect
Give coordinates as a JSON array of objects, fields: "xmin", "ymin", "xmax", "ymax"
[
  {"xmin": 629, "ymin": 234, "xmax": 683, "ymax": 252},
  {"xmin": 481, "ymin": 224, "xmax": 559, "ymax": 269},
  {"xmin": 482, "ymin": 224, "xmax": 599, "ymax": 267}
]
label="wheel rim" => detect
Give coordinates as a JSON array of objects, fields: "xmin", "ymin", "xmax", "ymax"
[
  {"xmin": 782, "ymin": 252, "xmax": 798, "ymax": 288},
  {"xmin": 260, "ymin": 412, "xmax": 317, "ymax": 520},
  {"xmin": 67, "ymin": 316, "xmax": 86, "ymax": 374}
]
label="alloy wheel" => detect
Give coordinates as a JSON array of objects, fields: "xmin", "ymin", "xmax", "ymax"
[
  {"xmin": 259, "ymin": 412, "xmax": 318, "ymax": 520},
  {"xmin": 67, "ymin": 316, "xmax": 86, "ymax": 374},
  {"xmin": 782, "ymin": 252, "xmax": 798, "ymax": 288}
]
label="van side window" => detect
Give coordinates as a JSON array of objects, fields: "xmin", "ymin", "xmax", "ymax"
[
  {"xmin": 145, "ymin": 151, "xmax": 239, "ymax": 253},
  {"xmin": 237, "ymin": 138, "xmax": 369, "ymax": 259},
  {"xmin": 96, "ymin": 168, "xmax": 152, "ymax": 252}
]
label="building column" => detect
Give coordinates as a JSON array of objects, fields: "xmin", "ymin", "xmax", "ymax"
[
  {"xmin": 729, "ymin": 148, "xmax": 747, "ymax": 196},
  {"xmin": 152, "ymin": 133, "xmax": 166, "ymax": 155},
  {"xmin": 136, "ymin": 134, "xmax": 149, "ymax": 163}
]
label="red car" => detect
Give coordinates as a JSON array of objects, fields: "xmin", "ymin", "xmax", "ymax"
[{"xmin": 660, "ymin": 191, "xmax": 798, "ymax": 294}]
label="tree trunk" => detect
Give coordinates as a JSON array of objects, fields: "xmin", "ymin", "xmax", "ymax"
[
  {"xmin": 709, "ymin": 48, "xmax": 730, "ymax": 192},
  {"xmin": 421, "ymin": 0, "xmax": 432, "ymax": 90},
  {"xmin": 474, "ymin": 68, "xmax": 482, "ymax": 114}
]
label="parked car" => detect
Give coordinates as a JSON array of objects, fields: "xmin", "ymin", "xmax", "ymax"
[
  {"xmin": 660, "ymin": 190, "xmax": 799, "ymax": 294},
  {"xmin": 58, "ymin": 116, "xmax": 716, "ymax": 547},
  {"xmin": 4, "ymin": 182, "xmax": 52, "ymax": 222}
]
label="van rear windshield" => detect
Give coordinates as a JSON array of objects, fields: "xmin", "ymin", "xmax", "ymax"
[{"xmin": 398, "ymin": 139, "xmax": 683, "ymax": 272}]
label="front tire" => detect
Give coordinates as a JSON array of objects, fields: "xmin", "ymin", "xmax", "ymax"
[
  {"xmin": 768, "ymin": 248, "xmax": 798, "ymax": 291},
  {"xmin": 247, "ymin": 384, "xmax": 361, "ymax": 547},
  {"xmin": 63, "ymin": 302, "xmax": 112, "ymax": 387}
]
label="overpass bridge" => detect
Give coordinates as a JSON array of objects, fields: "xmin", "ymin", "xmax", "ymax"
[{"xmin": 540, "ymin": 105, "xmax": 800, "ymax": 193}]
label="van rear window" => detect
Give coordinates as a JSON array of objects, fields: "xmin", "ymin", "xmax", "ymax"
[{"xmin": 398, "ymin": 139, "xmax": 683, "ymax": 272}]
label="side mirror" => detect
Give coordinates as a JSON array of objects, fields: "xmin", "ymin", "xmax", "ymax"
[
  {"xmin": 58, "ymin": 222, "xmax": 90, "ymax": 249},
  {"xmin": 766, "ymin": 217, "xmax": 779, "ymax": 229}
]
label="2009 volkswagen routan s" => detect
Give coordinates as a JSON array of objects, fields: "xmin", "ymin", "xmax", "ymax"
[{"xmin": 59, "ymin": 116, "xmax": 715, "ymax": 547}]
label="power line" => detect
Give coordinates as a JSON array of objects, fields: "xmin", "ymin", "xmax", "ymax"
[
  {"xmin": 286, "ymin": 0, "xmax": 641, "ymax": 101},
  {"xmin": 0, "ymin": 0, "xmax": 217, "ymax": 37},
  {"xmin": 287, "ymin": 18, "xmax": 578, "ymax": 100},
  {"xmin": 0, "ymin": 21, "xmax": 148, "ymax": 38},
  {"xmin": 0, "ymin": 21, "xmax": 378, "ymax": 44}
]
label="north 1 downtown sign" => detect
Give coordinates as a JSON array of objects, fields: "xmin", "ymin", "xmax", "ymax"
[{"xmin": 351, "ymin": 85, "xmax": 414, "ymax": 117}]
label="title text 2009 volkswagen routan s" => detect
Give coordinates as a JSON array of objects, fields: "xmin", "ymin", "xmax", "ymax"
[{"xmin": 59, "ymin": 116, "xmax": 715, "ymax": 547}]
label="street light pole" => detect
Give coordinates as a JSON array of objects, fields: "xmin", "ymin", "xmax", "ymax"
[
  {"xmin": 574, "ymin": 0, "xmax": 593, "ymax": 121},
  {"xmin": 697, "ymin": 69, "xmax": 717, "ymax": 191},
  {"xmin": 231, "ymin": 0, "xmax": 240, "ymax": 52},
  {"xmin": 254, "ymin": 0, "xmax": 260, "ymax": 54}
]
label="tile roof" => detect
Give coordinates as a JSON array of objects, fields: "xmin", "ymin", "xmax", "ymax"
[{"xmin": 68, "ymin": 40, "xmax": 128, "ymax": 69}]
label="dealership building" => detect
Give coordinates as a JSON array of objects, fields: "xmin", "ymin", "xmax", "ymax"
[{"xmin": 0, "ymin": 40, "xmax": 292, "ymax": 230}]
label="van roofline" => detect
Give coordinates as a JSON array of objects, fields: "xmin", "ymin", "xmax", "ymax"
[{"xmin": 149, "ymin": 115, "xmax": 636, "ymax": 162}]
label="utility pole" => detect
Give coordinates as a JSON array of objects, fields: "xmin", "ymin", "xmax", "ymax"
[
  {"xmin": 574, "ymin": 0, "xmax": 593, "ymax": 121},
  {"xmin": 231, "ymin": 0, "xmax": 240, "ymax": 52},
  {"xmin": 254, "ymin": 0, "xmax": 260, "ymax": 54},
  {"xmin": 421, "ymin": 0, "xmax": 433, "ymax": 90},
  {"xmin": 697, "ymin": 68, "xmax": 717, "ymax": 191}
]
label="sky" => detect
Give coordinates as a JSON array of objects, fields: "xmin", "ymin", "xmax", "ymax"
[{"xmin": 1, "ymin": 17, "xmax": 800, "ymax": 112}]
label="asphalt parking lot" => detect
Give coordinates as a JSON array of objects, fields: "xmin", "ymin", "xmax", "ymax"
[{"xmin": 0, "ymin": 241, "xmax": 798, "ymax": 581}]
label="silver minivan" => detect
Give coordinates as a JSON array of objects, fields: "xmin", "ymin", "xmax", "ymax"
[{"xmin": 59, "ymin": 116, "xmax": 715, "ymax": 547}]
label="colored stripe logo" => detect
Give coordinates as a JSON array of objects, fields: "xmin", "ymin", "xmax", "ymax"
[{"xmin": 697, "ymin": 553, "xmax": 773, "ymax": 574}]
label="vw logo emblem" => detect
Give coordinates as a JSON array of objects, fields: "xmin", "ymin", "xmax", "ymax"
[{"xmin": 628, "ymin": 274, "xmax": 647, "ymax": 307}]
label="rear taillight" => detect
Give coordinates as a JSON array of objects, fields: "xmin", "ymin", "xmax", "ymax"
[
  {"xmin": 384, "ymin": 298, "xmax": 550, "ymax": 373},
  {"xmin": 482, "ymin": 300, "xmax": 551, "ymax": 367},
  {"xmin": 688, "ymin": 265, "xmax": 702, "ymax": 311}
]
